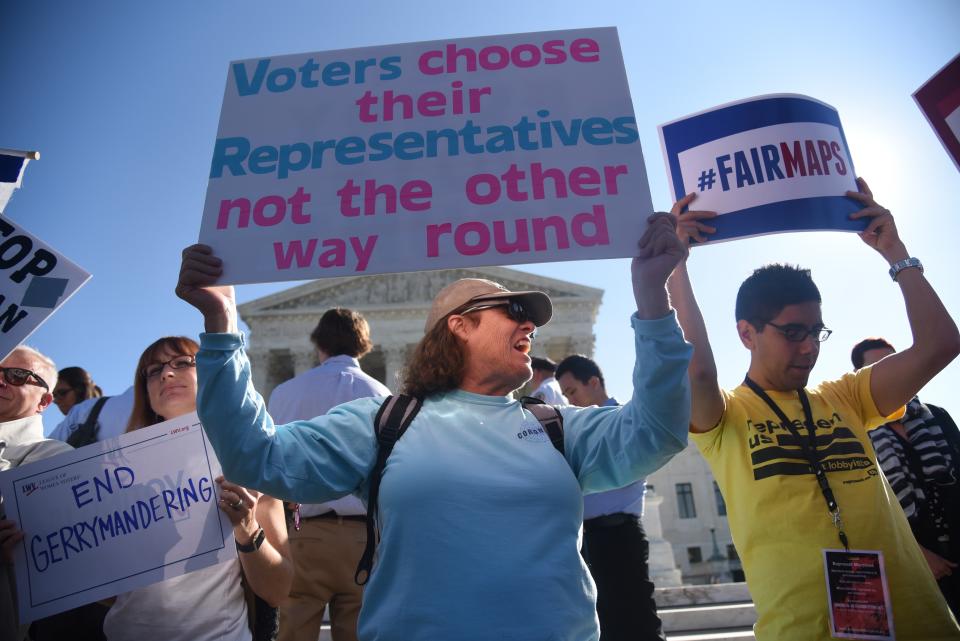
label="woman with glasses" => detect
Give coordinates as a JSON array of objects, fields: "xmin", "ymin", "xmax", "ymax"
[
  {"xmin": 103, "ymin": 337, "xmax": 293, "ymax": 641},
  {"xmin": 52, "ymin": 366, "xmax": 102, "ymax": 415}
]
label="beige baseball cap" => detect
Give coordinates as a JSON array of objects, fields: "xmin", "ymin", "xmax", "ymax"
[{"xmin": 424, "ymin": 278, "xmax": 552, "ymax": 333}]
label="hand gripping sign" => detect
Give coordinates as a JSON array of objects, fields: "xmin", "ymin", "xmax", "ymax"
[
  {"xmin": 0, "ymin": 413, "xmax": 234, "ymax": 622},
  {"xmin": 199, "ymin": 28, "xmax": 653, "ymax": 285},
  {"xmin": 659, "ymin": 94, "xmax": 861, "ymax": 244}
]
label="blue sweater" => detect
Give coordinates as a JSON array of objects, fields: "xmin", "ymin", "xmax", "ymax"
[{"xmin": 197, "ymin": 312, "xmax": 692, "ymax": 641}]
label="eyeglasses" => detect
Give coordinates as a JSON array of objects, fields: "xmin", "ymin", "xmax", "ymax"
[
  {"xmin": 766, "ymin": 322, "xmax": 832, "ymax": 343},
  {"xmin": 52, "ymin": 388, "xmax": 76, "ymax": 400},
  {"xmin": 0, "ymin": 367, "xmax": 49, "ymax": 390},
  {"xmin": 458, "ymin": 300, "xmax": 530, "ymax": 325},
  {"xmin": 142, "ymin": 355, "xmax": 196, "ymax": 379}
]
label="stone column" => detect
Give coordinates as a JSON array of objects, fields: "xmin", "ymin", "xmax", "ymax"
[
  {"xmin": 642, "ymin": 489, "xmax": 683, "ymax": 587},
  {"xmin": 248, "ymin": 351, "xmax": 272, "ymax": 399},
  {"xmin": 382, "ymin": 345, "xmax": 406, "ymax": 392},
  {"xmin": 293, "ymin": 350, "xmax": 316, "ymax": 376},
  {"xmin": 568, "ymin": 335, "xmax": 596, "ymax": 358}
]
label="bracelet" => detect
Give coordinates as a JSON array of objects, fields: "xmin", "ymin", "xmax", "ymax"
[
  {"xmin": 888, "ymin": 257, "xmax": 923, "ymax": 281},
  {"xmin": 235, "ymin": 527, "xmax": 265, "ymax": 553}
]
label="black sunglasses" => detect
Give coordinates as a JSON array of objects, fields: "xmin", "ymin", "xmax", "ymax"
[
  {"xmin": 459, "ymin": 299, "xmax": 530, "ymax": 324},
  {"xmin": 765, "ymin": 321, "xmax": 832, "ymax": 343},
  {"xmin": 0, "ymin": 366, "xmax": 49, "ymax": 391}
]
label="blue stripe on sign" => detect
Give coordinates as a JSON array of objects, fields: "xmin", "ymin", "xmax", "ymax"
[
  {"xmin": 0, "ymin": 155, "xmax": 25, "ymax": 183},
  {"xmin": 663, "ymin": 96, "xmax": 845, "ymax": 202},
  {"xmin": 691, "ymin": 196, "xmax": 866, "ymax": 244}
]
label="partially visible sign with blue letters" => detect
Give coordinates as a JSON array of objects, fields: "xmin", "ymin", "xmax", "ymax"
[
  {"xmin": 659, "ymin": 94, "xmax": 861, "ymax": 243},
  {"xmin": 0, "ymin": 412, "xmax": 234, "ymax": 623}
]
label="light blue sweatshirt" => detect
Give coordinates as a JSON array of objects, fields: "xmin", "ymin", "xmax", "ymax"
[{"xmin": 196, "ymin": 312, "xmax": 692, "ymax": 641}]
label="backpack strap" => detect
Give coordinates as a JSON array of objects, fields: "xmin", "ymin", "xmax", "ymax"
[
  {"xmin": 355, "ymin": 394, "xmax": 422, "ymax": 585},
  {"xmin": 66, "ymin": 396, "xmax": 110, "ymax": 448},
  {"xmin": 520, "ymin": 396, "xmax": 564, "ymax": 456}
]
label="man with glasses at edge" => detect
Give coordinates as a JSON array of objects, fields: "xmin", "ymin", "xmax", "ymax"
[
  {"xmin": 666, "ymin": 178, "xmax": 960, "ymax": 640},
  {"xmin": 0, "ymin": 346, "xmax": 73, "ymax": 639}
]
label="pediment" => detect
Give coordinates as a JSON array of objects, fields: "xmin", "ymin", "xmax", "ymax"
[{"xmin": 239, "ymin": 266, "xmax": 602, "ymax": 319}]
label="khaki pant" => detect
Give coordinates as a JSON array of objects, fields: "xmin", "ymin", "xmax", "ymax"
[{"xmin": 278, "ymin": 517, "xmax": 366, "ymax": 641}]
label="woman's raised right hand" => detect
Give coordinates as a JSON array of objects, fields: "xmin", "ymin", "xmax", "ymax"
[{"xmin": 176, "ymin": 244, "xmax": 238, "ymax": 333}]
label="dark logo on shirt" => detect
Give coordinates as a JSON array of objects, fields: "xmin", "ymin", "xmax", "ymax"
[{"xmin": 747, "ymin": 412, "xmax": 875, "ymax": 481}]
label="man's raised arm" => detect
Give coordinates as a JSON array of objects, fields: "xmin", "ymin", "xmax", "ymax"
[
  {"xmin": 666, "ymin": 194, "xmax": 724, "ymax": 433},
  {"xmin": 848, "ymin": 178, "xmax": 960, "ymax": 415}
]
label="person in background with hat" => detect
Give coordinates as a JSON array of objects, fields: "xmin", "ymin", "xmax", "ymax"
[{"xmin": 174, "ymin": 212, "xmax": 693, "ymax": 641}]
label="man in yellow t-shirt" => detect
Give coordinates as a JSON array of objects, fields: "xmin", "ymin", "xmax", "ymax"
[{"xmin": 667, "ymin": 178, "xmax": 960, "ymax": 640}]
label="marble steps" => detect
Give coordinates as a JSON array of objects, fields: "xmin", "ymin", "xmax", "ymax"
[{"xmin": 317, "ymin": 582, "xmax": 758, "ymax": 640}]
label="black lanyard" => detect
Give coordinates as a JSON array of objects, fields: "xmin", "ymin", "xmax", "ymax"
[{"xmin": 744, "ymin": 376, "xmax": 850, "ymax": 550}]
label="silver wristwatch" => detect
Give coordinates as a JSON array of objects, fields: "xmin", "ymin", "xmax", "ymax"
[{"xmin": 888, "ymin": 257, "xmax": 923, "ymax": 281}]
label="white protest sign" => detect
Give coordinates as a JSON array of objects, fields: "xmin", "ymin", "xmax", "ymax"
[
  {"xmin": 0, "ymin": 214, "xmax": 90, "ymax": 361},
  {"xmin": 914, "ymin": 53, "xmax": 960, "ymax": 173},
  {"xmin": 658, "ymin": 94, "xmax": 860, "ymax": 244},
  {"xmin": 0, "ymin": 412, "xmax": 234, "ymax": 622},
  {"xmin": 199, "ymin": 28, "xmax": 652, "ymax": 284}
]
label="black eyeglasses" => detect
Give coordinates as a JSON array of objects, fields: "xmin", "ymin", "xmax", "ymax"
[
  {"xmin": 0, "ymin": 367, "xmax": 49, "ymax": 390},
  {"xmin": 52, "ymin": 387, "xmax": 76, "ymax": 400},
  {"xmin": 459, "ymin": 299, "xmax": 530, "ymax": 325},
  {"xmin": 142, "ymin": 355, "xmax": 196, "ymax": 379},
  {"xmin": 766, "ymin": 322, "xmax": 832, "ymax": 343}
]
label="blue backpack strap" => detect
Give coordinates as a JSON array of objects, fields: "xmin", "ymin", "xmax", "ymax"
[
  {"xmin": 355, "ymin": 394, "xmax": 422, "ymax": 585},
  {"xmin": 520, "ymin": 396, "xmax": 564, "ymax": 456}
]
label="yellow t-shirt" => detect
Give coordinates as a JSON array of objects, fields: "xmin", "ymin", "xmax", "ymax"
[{"xmin": 692, "ymin": 368, "xmax": 960, "ymax": 640}]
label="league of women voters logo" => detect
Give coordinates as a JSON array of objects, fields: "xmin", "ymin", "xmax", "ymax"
[{"xmin": 18, "ymin": 471, "xmax": 77, "ymax": 497}]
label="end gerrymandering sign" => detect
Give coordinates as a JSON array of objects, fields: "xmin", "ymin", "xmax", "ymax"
[
  {"xmin": 0, "ymin": 413, "xmax": 234, "ymax": 622},
  {"xmin": 199, "ymin": 28, "xmax": 652, "ymax": 284},
  {"xmin": 0, "ymin": 215, "xmax": 90, "ymax": 361},
  {"xmin": 659, "ymin": 94, "xmax": 860, "ymax": 244}
]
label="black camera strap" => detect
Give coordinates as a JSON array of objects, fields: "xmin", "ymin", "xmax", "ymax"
[{"xmin": 744, "ymin": 376, "xmax": 850, "ymax": 550}]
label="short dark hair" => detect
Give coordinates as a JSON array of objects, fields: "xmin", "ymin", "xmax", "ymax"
[
  {"xmin": 851, "ymin": 337, "xmax": 895, "ymax": 369},
  {"xmin": 555, "ymin": 354, "xmax": 604, "ymax": 389},
  {"xmin": 735, "ymin": 264, "xmax": 821, "ymax": 329},
  {"xmin": 310, "ymin": 308, "xmax": 373, "ymax": 358},
  {"xmin": 530, "ymin": 356, "xmax": 557, "ymax": 373}
]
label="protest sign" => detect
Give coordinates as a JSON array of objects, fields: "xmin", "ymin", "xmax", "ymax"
[
  {"xmin": 0, "ymin": 149, "xmax": 35, "ymax": 214},
  {"xmin": 199, "ymin": 28, "xmax": 652, "ymax": 284},
  {"xmin": 659, "ymin": 94, "xmax": 860, "ymax": 244},
  {"xmin": 0, "ymin": 214, "xmax": 90, "ymax": 361},
  {"xmin": 0, "ymin": 412, "xmax": 234, "ymax": 622},
  {"xmin": 914, "ymin": 53, "xmax": 960, "ymax": 173}
]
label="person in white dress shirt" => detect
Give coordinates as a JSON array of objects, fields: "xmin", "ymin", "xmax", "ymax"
[
  {"xmin": 268, "ymin": 308, "xmax": 390, "ymax": 641},
  {"xmin": 529, "ymin": 356, "xmax": 568, "ymax": 406}
]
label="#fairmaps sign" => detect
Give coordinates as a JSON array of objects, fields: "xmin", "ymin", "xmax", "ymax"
[
  {"xmin": 198, "ymin": 28, "xmax": 653, "ymax": 284},
  {"xmin": 659, "ymin": 94, "xmax": 861, "ymax": 244},
  {"xmin": 0, "ymin": 412, "xmax": 233, "ymax": 622}
]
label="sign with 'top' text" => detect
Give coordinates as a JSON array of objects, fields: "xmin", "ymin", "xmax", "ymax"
[
  {"xmin": 659, "ymin": 94, "xmax": 861, "ymax": 244},
  {"xmin": 199, "ymin": 28, "xmax": 652, "ymax": 284},
  {"xmin": 0, "ymin": 214, "xmax": 90, "ymax": 361}
]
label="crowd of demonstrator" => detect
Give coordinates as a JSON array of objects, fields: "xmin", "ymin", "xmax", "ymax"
[{"xmin": 2, "ymin": 179, "xmax": 959, "ymax": 641}]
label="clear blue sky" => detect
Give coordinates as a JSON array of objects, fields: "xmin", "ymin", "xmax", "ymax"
[{"xmin": 1, "ymin": 1, "xmax": 957, "ymax": 435}]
